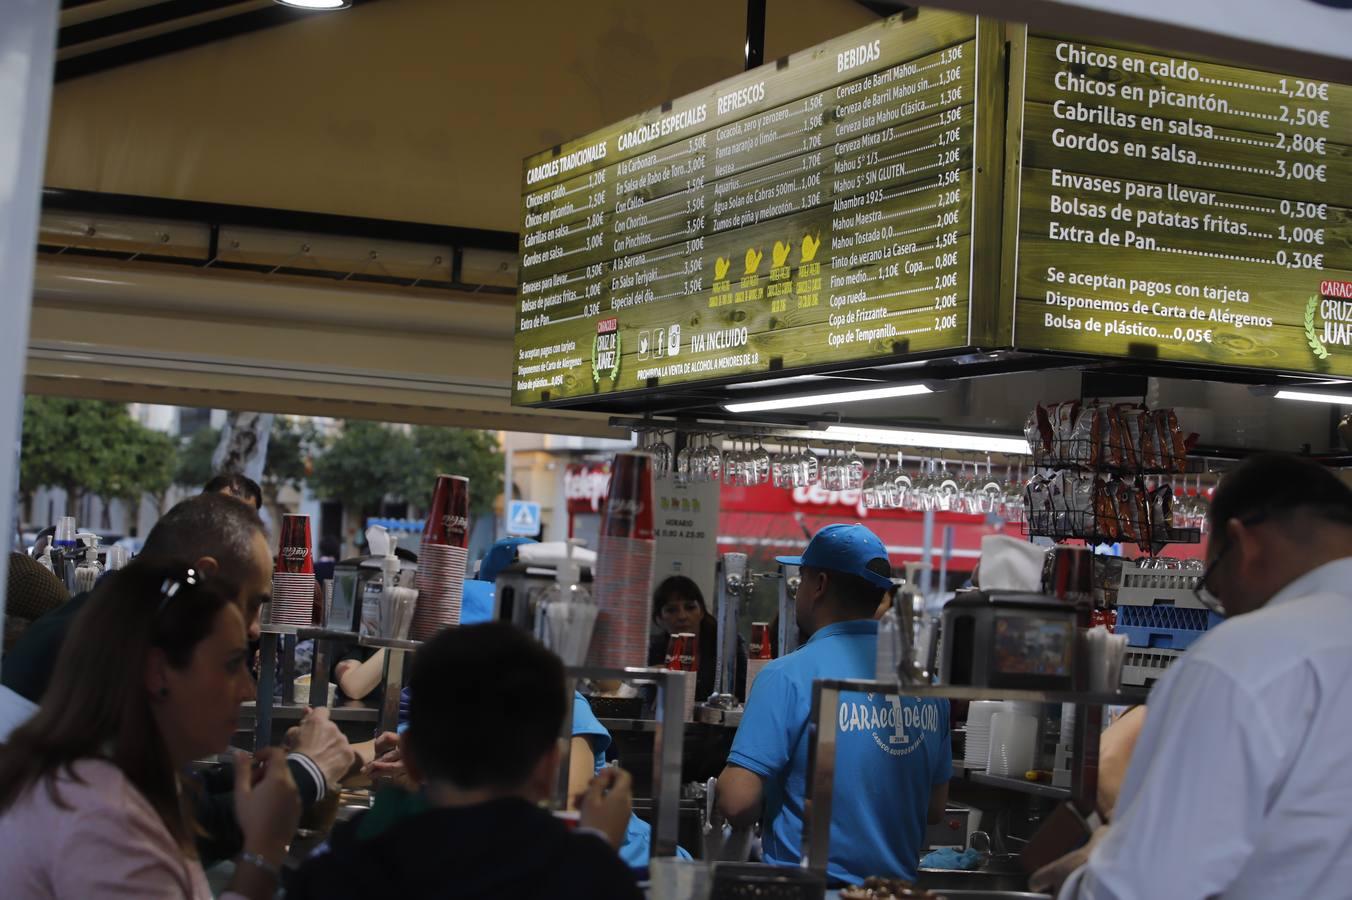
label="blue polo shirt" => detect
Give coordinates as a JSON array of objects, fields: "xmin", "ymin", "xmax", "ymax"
[
  {"xmin": 572, "ymin": 693, "xmax": 692, "ymax": 868},
  {"xmin": 726, "ymin": 619, "xmax": 951, "ymax": 885}
]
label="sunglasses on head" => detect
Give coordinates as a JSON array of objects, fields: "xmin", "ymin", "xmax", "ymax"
[{"xmin": 155, "ymin": 567, "xmax": 207, "ymax": 617}]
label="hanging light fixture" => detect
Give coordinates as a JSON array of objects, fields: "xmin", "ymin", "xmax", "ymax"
[{"xmin": 275, "ymin": 0, "xmax": 351, "ymax": 10}]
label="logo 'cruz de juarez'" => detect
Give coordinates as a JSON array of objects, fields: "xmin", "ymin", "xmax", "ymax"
[{"xmin": 1310, "ymin": 281, "xmax": 1352, "ymax": 363}]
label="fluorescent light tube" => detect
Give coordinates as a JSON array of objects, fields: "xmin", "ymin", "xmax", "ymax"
[
  {"xmin": 795, "ymin": 425, "xmax": 1030, "ymax": 455},
  {"xmin": 725, "ymin": 374, "xmax": 831, "ymax": 391},
  {"xmin": 724, "ymin": 383, "xmax": 932, "ymax": 413},
  {"xmin": 1274, "ymin": 390, "xmax": 1352, "ymax": 405}
]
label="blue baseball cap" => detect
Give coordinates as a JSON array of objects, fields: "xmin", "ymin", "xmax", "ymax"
[
  {"xmin": 776, "ymin": 523, "xmax": 893, "ymax": 590},
  {"xmin": 478, "ymin": 536, "xmax": 536, "ymax": 583}
]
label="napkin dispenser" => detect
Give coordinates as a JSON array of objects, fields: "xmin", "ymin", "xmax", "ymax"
[
  {"xmin": 940, "ymin": 590, "xmax": 1081, "ymax": 691},
  {"xmin": 494, "ymin": 561, "xmax": 593, "ymax": 632},
  {"xmin": 328, "ymin": 556, "xmax": 416, "ymax": 634}
]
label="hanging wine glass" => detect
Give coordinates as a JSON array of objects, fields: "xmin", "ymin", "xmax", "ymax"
[
  {"xmin": 978, "ymin": 455, "xmax": 1003, "ymax": 515},
  {"xmin": 889, "ymin": 452, "xmax": 910, "ymax": 510},
  {"xmin": 957, "ymin": 456, "xmax": 980, "ymax": 513}
]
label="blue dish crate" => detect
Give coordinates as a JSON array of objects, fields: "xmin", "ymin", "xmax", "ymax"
[{"xmin": 1116, "ymin": 604, "xmax": 1225, "ymax": 650}]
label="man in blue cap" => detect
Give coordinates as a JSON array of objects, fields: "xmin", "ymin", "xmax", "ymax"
[{"xmin": 716, "ymin": 523, "xmax": 951, "ymax": 887}]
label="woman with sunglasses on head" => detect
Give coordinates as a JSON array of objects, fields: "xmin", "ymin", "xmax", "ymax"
[{"xmin": 0, "ymin": 560, "xmax": 300, "ymax": 899}]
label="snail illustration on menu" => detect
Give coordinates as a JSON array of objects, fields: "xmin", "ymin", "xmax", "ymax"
[
  {"xmin": 801, "ymin": 232, "xmax": 822, "ymax": 262},
  {"xmin": 772, "ymin": 240, "xmax": 792, "ymax": 268},
  {"xmin": 714, "ymin": 256, "xmax": 731, "ymax": 281},
  {"xmin": 744, "ymin": 247, "xmax": 764, "ymax": 275}
]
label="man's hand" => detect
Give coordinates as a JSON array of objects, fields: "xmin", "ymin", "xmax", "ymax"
[
  {"xmin": 578, "ymin": 766, "xmax": 633, "ymax": 850},
  {"xmin": 362, "ymin": 732, "xmax": 414, "ymax": 788},
  {"xmin": 1029, "ymin": 824, "xmax": 1111, "ymax": 896},
  {"xmin": 232, "ymin": 748, "xmax": 300, "ymax": 866},
  {"xmin": 283, "ymin": 706, "xmax": 356, "ymax": 788}
]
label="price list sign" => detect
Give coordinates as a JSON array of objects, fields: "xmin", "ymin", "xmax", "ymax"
[
  {"xmin": 1012, "ymin": 35, "xmax": 1352, "ymax": 375},
  {"xmin": 514, "ymin": 10, "xmax": 986, "ymax": 405}
]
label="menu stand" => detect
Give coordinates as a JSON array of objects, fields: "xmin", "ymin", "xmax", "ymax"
[
  {"xmin": 801, "ymin": 680, "xmax": 1149, "ymax": 876},
  {"xmin": 562, "ymin": 666, "xmax": 687, "ymax": 860}
]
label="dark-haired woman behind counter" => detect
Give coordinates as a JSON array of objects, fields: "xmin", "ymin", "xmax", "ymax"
[{"xmin": 646, "ymin": 575, "xmax": 747, "ymax": 702}]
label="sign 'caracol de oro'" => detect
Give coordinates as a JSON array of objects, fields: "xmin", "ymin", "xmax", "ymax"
[{"xmin": 514, "ymin": 10, "xmax": 986, "ymax": 405}]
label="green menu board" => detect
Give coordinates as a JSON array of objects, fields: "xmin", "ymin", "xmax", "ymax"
[
  {"xmin": 514, "ymin": 10, "xmax": 995, "ymax": 406},
  {"xmin": 1010, "ymin": 34, "xmax": 1352, "ymax": 375}
]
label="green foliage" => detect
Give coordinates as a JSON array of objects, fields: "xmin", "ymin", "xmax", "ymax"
[
  {"xmin": 402, "ymin": 426, "xmax": 504, "ymax": 517},
  {"xmin": 262, "ymin": 417, "xmax": 324, "ymax": 506},
  {"xmin": 175, "ymin": 426, "xmax": 221, "ymax": 489},
  {"xmin": 309, "ymin": 420, "xmax": 418, "ymax": 518},
  {"xmin": 308, "ymin": 421, "xmax": 504, "ymax": 520},
  {"xmin": 19, "ymin": 397, "xmax": 177, "ymax": 510}
]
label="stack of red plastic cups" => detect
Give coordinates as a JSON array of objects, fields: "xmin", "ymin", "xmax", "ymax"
[
  {"xmin": 664, "ymin": 632, "xmax": 698, "ymax": 721},
  {"xmin": 269, "ymin": 514, "xmax": 315, "ymax": 628},
  {"xmin": 746, "ymin": 621, "xmax": 774, "ymax": 699},
  {"xmin": 411, "ymin": 474, "xmax": 470, "ymax": 641},
  {"xmin": 586, "ymin": 452, "xmax": 657, "ymax": 670}
]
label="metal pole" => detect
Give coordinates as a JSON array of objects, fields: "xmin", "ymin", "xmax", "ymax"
[
  {"xmin": 744, "ymin": 0, "xmax": 767, "ymax": 70},
  {"xmin": 651, "ymin": 669, "xmax": 686, "ymax": 857},
  {"xmin": 256, "ymin": 632, "xmax": 279, "ymax": 748},
  {"xmin": 503, "ymin": 435, "xmax": 514, "ymax": 542},
  {"xmin": 0, "ymin": 0, "xmax": 58, "ymax": 668},
  {"xmin": 804, "ymin": 681, "xmax": 839, "ymax": 874},
  {"xmin": 555, "ymin": 675, "xmax": 577, "ymax": 810}
]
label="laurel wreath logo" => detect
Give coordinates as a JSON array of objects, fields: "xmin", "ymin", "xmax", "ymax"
[
  {"xmin": 592, "ymin": 330, "xmax": 621, "ymax": 384},
  {"xmin": 1306, "ymin": 295, "xmax": 1330, "ymax": 361}
]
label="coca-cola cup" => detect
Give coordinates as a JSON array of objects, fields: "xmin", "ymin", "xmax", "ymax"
[
  {"xmin": 603, "ymin": 452, "xmax": 654, "ymax": 541},
  {"xmin": 1045, "ymin": 545, "xmax": 1094, "ymax": 604},
  {"xmin": 277, "ymin": 515, "xmax": 314, "ymax": 574},
  {"xmin": 665, "ymin": 632, "xmax": 698, "ymax": 671},
  {"xmin": 269, "ymin": 514, "xmax": 315, "ymax": 628},
  {"xmin": 749, "ymin": 622, "xmax": 773, "ymax": 660},
  {"xmin": 423, "ymin": 474, "xmax": 471, "ymax": 549}
]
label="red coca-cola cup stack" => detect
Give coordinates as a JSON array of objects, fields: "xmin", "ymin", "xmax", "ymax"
[
  {"xmin": 411, "ymin": 474, "xmax": 471, "ymax": 641},
  {"xmin": 746, "ymin": 621, "xmax": 774, "ymax": 699},
  {"xmin": 664, "ymin": 632, "xmax": 698, "ymax": 671},
  {"xmin": 269, "ymin": 514, "xmax": 315, "ymax": 628},
  {"xmin": 586, "ymin": 451, "xmax": 657, "ymax": 669},
  {"xmin": 665, "ymin": 632, "xmax": 698, "ymax": 721},
  {"xmin": 749, "ymin": 622, "xmax": 773, "ymax": 660}
]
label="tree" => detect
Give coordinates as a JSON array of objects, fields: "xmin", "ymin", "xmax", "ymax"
[
  {"xmin": 176, "ymin": 426, "xmax": 221, "ymax": 490},
  {"xmin": 260, "ymin": 417, "xmax": 323, "ymax": 522},
  {"xmin": 101, "ymin": 421, "xmax": 178, "ymax": 519},
  {"xmin": 21, "ymin": 398, "xmax": 134, "ymax": 517},
  {"xmin": 19, "ymin": 397, "xmax": 180, "ymax": 526},
  {"xmin": 310, "ymin": 421, "xmax": 417, "ymax": 523},
  {"xmin": 401, "ymin": 426, "xmax": 504, "ymax": 517}
]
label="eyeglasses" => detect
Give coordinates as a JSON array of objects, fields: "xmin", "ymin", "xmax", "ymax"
[
  {"xmin": 1192, "ymin": 512, "xmax": 1267, "ymax": 613},
  {"xmin": 155, "ymin": 567, "xmax": 205, "ymax": 616}
]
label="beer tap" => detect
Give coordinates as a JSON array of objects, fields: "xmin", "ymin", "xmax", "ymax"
[
  {"xmin": 777, "ymin": 562, "xmax": 801, "ymax": 657},
  {"xmin": 704, "ymin": 552, "xmax": 747, "ymax": 716}
]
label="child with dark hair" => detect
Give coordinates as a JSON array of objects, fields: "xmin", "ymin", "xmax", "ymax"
[{"xmin": 290, "ymin": 623, "xmax": 642, "ymax": 900}]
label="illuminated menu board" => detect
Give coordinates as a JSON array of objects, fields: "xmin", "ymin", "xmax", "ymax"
[
  {"xmin": 1011, "ymin": 35, "xmax": 1352, "ymax": 375},
  {"xmin": 514, "ymin": 11, "xmax": 986, "ymax": 405}
]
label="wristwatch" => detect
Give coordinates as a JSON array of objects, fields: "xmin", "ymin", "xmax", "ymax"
[{"xmin": 238, "ymin": 850, "xmax": 281, "ymax": 881}]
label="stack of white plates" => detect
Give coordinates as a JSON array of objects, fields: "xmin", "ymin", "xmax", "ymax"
[{"xmin": 963, "ymin": 700, "xmax": 1001, "ymax": 769}]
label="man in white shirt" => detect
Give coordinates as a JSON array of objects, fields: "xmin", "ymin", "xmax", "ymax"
[{"xmin": 1051, "ymin": 452, "xmax": 1352, "ymax": 899}]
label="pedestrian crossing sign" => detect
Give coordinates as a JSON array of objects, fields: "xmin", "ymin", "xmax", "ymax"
[{"xmin": 507, "ymin": 500, "xmax": 541, "ymax": 536}]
